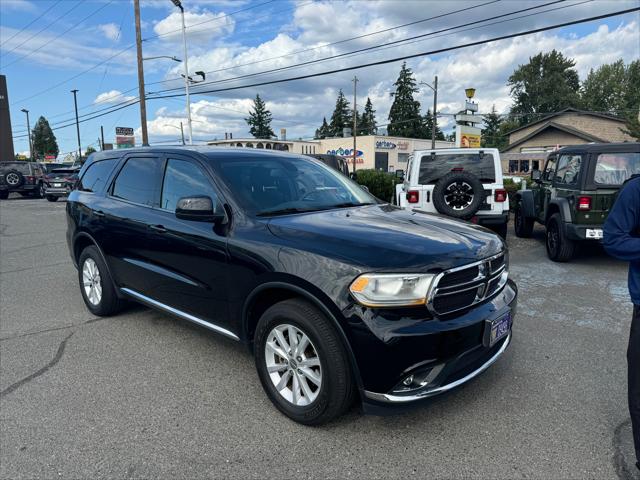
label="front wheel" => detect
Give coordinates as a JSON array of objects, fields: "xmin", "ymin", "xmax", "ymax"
[
  {"xmin": 254, "ymin": 299, "xmax": 355, "ymax": 425},
  {"xmin": 78, "ymin": 245, "xmax": 124, "ymax": 316},
  {"xmin": 514, "ymin": 203, "xmax": 534, "ymax": 238},
  {"xmin": 546, "ymin": 213, "xmax": 575, "ymax": 262}
]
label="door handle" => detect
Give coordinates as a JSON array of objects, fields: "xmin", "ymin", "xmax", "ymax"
[
  {"xmin": 149, "ymin": 224, "xmax": 167, "ymax": 233},
  {"xmin": 94, "ymin": 210, "xmax": 105, "ymax": 217}
]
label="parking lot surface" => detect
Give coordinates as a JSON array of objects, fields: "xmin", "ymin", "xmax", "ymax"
[{"xmin": 1, "ymin": 196, "xmax": 637, "ymax": 479}]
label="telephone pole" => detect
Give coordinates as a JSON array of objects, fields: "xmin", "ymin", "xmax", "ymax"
[
  {"xmin": 352, "ymin": 75, "xmax": 358, "ymax": 174},
  {"xmin": 134, "ymin": 0, "xmax": 149, "ymax": 146},
  {"xmin": 71, "ymin": 89, "xmax": 81, "ymax": 159},
  {"xmin": 420, "ymin": 76, "xmax": 439, "ymax": 149}
]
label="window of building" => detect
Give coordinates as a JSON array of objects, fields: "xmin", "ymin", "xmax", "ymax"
[
  {"xmin": 532, "ymin": 160, "xmax": 540, "ymax": 171},
  {"xmin": 398, "ymin": 153, "xmax": 410, "ymax": 164},
  {"xmin": 520, "ymin": 160, "xmax": 530, "ymax": 173},
  {"xmin": 509, "ymin": 160, "xmax": 520, "ymax": 173},
  {"xmin": 112, "ymin": 157, "xmax": 162, "ymax": 206},
  {"xmin": 246, "ymin": 142, "xmax": 254, "ymax": 148},
  {"xmin": 236, "ymin": 142, "xmax": 242, "ymax": 147},
  {"xmin": 266, "ymin": 143, "xmax": 272, "ymax": 150},
  {"xmin": 160, "ymin": 159, "xmax": 218, "ymax": 212},
  {"xmin": 78, "ymin": 158, "xmax": 117, "ymax": 192},
  {"xmin": 257, "ymin": 143, "xmax": 264, "ymax": 149}
]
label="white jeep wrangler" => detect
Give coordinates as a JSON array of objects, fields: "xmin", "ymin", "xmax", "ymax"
[{"xmin": 395, "ymin": 148, "xmax": 509, "ymax": 237}]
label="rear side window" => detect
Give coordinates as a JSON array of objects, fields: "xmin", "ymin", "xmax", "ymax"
[
  {"xmin": 112, "ymin": 157, "xmax": 162, "ymax": 206},
  {"xmin": 594, "ymin": 152, "xmax": 640, "ymax": 185},
  {"xmin": 78, "ymin": 159, "xmax": 117, "ymax": 193},
  {"xmin": 160, "ymin": 159, "xmax": 218, "ymax": 212},
  {"xmin": 418, "ymin": 153, "xmax": 496, "ymax": 184}
]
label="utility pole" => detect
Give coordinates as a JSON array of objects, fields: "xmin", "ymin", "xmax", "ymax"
[
  {"xmin": 431, "ymin": 75, "xmax": 438, "ymax": 150},
  {"xmin": 21, "ymin": 108, "xmax": 32, "ymax": 160},
  {"xmin": 134, "ymin": 0, "xmax": 149, "ymax": 146},
  {"xmin": 171, "ymin": 0, "xmax": 193, "ymax": 145},
  {"xmin": 71, "ymin": 89, "xmax": 81, "ymax": 160},
  {"xmin": 352, "ymin": 75, "xmax": 358, "ymax": 174},
  {"xmin": 100, "ymin": 125, "xmax": 105, "ymax": 150}
]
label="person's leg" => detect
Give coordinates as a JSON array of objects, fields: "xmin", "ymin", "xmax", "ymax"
[{"xmin": 629, "ymin": 304, "xmax": 640, "ymax": 469}]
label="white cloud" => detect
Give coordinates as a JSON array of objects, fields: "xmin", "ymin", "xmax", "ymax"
[
  {"xmin": 0, "ymin": 0, "xmax": 35, "ymax": 12},
  {"xmin": 98, "ymin": 23, "xmax": 121, "ymax": 42},
  {"xmin": 94, "ymin": 90, "xmax": 136, "ymax": 105},
  {"xmin": 153, "ymin": 9, "xmax": 235, "ymax": 43}
]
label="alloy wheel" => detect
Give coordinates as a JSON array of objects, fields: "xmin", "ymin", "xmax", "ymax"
[
  {"xmin": 443, "ymin": 181, "xmax": 474, "ymax": 210},
  {"xmin": 82, "ymin": 258, "xmax": 102, "ymax": 306},
  {"xmin": 264, "ymin": 324, "xmax": 322, "ymax": 407},
  {"xmin": 6, "ymin": 173, "xmax": 19, "ymax": 186}
]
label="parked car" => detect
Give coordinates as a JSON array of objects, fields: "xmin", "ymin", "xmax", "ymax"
[
  {"xmin": 67, "ymin": 147, "xmax": 517, "ymax": 424},
  {"xmin": 395, "ymin": 148, "xmax": 509, "ymax": 238},
  {"xmin": 305, "ymin": 154, "xmax": 350, "ymax": 177},
  {"xmin": 40, "ymin": 162, "xmax": 71, "ymax": 174},
  {"xmin": 0, "ymin": 161, "xmax": 46, "ymax": 199},
  {"xmin": 513, "ymin": 142, "xmax": 640, "ymax": 261},
  {"xmin": 43, "ymin": 167, "xmax": 80, "ymax": 202}
]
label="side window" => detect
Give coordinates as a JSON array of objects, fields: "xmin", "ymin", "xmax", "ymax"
[
  {"xmin": 160, "ymin": 158, "xmax": 218, "ymax": 212},
  {"xmin": 78, "ymin": 159, "xmax": 117, "ymax": 192},
  {"xmin": 543, "ymin": 156, "xmax": 557, "ymax": 181},
  {"xmin": 112, "ymin": 157, "xmax": 162, "ymax": 206},
  {"xmin": 554, "ymin": 154, "xmax": 582, "ymax": 185}
]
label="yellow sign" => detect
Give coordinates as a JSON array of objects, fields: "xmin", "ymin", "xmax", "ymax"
[{"xmin": 460, "ymin": 133, "xmax": 481, "ymax": 148}]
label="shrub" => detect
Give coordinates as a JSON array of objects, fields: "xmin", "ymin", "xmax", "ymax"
[{"xmin": 353, "ymin": 169, "xmax": 400, "ymax": 202}]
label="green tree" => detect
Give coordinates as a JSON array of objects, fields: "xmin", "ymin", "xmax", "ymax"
[
  {"xmin": 622, "ymin": 114, "xmax": 640, "ymax": 141},
  {"xmin": 481, "ymin": 105, "xmax": 510, "ymax": 149},
  {"xmin": 421, "ymin": 109, "xmax": 444, "ymax": 140},
  {"xmin": 388, "ymin": 62, "xmax": 422, "ymax": 137},
  {"xmin": 314, "ymin": 117, "xmax": 331, "ymax": 139},
  {"xmin": 329, "ymin": 89, "xmax": 352, "ymax": 137},
  {"xmin": 245, "ymin": 94, "xmax": 275, "ymax": 139},
  {"xmin": 581, "ymin": 60, "xmax": 627, "ymax": 113},
  {"xmin": 31, "ymin": 116, "xmax": 59, "ymax": 159},
  {"xmin": 508, "ymin": 50, "xmax": 580, "ymax": 126},
  {"xmin": 85, "ymin": 146, "xmax": 97, "ymax": 155},
  {"xmin": 358, "ymin": 97, "xmax": 377, "ymax": 136}
]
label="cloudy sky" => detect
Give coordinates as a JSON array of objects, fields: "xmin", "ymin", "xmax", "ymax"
[{"xmin": 1, "ymin": 0, "xmax": 638, "ymax": 157}]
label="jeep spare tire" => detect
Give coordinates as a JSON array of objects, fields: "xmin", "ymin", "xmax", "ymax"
[
  {"xmin": 432, "ymin": 171, "xmax": 484, "ymax": 219},
  {"xmin": 4, "ymin": 170, "xmax": 24, "ymax": 188}
]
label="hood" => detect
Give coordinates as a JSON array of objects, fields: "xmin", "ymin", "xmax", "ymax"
[{"xmin": 266, "ymin": 204, "xmax": 504, "ymax": 271}]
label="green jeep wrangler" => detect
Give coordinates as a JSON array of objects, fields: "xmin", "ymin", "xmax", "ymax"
[{"xmin": 513, "ymin": 142, "xmax": 640, "ymax": 262}]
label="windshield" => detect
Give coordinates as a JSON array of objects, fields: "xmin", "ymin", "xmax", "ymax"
[
  {"xmin": 593, "ymin": 152, "xmax": 640, "ymax": 185},
  {"xmin": 419, "ymin": 153, "xmax": 496, "ymax": 184},
  {"xmin": 212, "ymin": 155, "xmax": 377, "ymax": 216}
]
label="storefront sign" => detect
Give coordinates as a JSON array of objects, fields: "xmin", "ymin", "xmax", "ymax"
[
  {"xmin": 375, "ymin": 140, "xmax": 396, "ymax": 149},
  {"xmin": 327, "ymin": 147, "xmax": 363, "ymax": 157},
  {"xmin": 456, "ymin": 125, "xmax": 481, "ymax": 148},
  {"xmin": 116, "ymin": 126, "xmax": 135, "ymax": 149},
  {"xmin": 397, "ymin": 141, "xmax": 410, "ymax": 151}
]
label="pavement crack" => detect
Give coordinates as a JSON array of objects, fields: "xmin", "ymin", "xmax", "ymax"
[{"xmin": 0, "ymin": 332, "xmax": 74, "ymax": 399}]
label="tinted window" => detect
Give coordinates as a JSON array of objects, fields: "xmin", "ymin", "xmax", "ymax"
[
  {"xmin": 78, "ymin": 159, "xmax": 117, "ymax": 193},
  {"xmin": 418, "ymin": 153, "xmax": 496, "ymax": 184},
  {"xmin": 112, "ymin": 157, "xmax": 162, "ymax": 206},
  {"xmin": 0, "ymin": 162, "xmax": 30, "ymax": 174},
  {"xmin": 554, "ymin": 154, "xmax": 582, "ymax": 185},
  {"xmin": 161, "ymin": 159, "xmax": 217, "ymax": 211},
  {"xmin": 594, "ymin": 152, "xmax": 640, "ymax": 185}
]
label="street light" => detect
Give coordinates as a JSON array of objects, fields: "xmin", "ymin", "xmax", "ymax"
[
  {"xmin": 20, "ymin": 108, "xmax": 32, "ymax": 161},
  {"xmin": 420, "ymin": 75, "xmax": 438, "ymax": 150},
  {"xmin": 163, "ymin": 122, "xmax": 185, "ymax": 145},
  {"xmin": 143, "ymin": 55, "xmax": 181, "ymax": 62},
  {"xmin": 170, "ymin": 0, "xmax": 193, "ymax": 145}
]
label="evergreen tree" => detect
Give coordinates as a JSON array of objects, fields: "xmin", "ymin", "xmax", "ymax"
[
  {"xmin": 329, "ymin": 90, "xmax": 352, "ymax": 137},
  {"xmin": 508, "ymin": 50, "xmax": 580, "ymax": 126},
  {"xmin": 315, "ymin": 117, "xmax": 331, "ymax": 139},
  {"xmin": 420, "ymin": 109, "xmax": 444, "ymax": 140},
  {"xmin": 31, "ymin": 116, "xmax": 59, "ymax": 159},
  {"xmin": 481, "ymin": 105, "xmax": 505, "ymax": 149},
  {"xmin": 388, "ymin": 62, "xmax": 422, "ymax": 138},
  {"xmin": 359, "ymin": 97, "xmax": 377, "ymax": 136},
  {"xmin": 245, "ymin": 94, "xmax": 275, "ymax": 139}
]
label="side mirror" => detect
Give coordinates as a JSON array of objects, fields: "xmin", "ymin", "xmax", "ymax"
[
  {"xmin": 531, "ymin": 170, "xmax": 542, "ymax": 182},
  {"xmin": 175, "ymin": 195, "xmax": 225, "ymax": 223},
  {"xmin": 360, "ymin": 185, "xmax": 370, "ymax": 193},
  {"xmin": 395, "ymin": 169, "xmax": 405, "ymax": 180}
]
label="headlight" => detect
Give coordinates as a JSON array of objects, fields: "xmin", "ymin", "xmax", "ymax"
[{"xmin": 349, "ymin": 273, "xmax": 435, "ymax": 307}]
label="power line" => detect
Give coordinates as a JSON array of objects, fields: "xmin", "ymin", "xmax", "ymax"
[
  {"xmin": 150, "ymin": 5, "xmax": 637, "ymax": 101},
  {"xmin": 0, "ymin": 0, "xmax": 63, "ymax": 47},
  {"xmin": 2, "ymin": 1, "xmax": 115, "ymax": 69}
]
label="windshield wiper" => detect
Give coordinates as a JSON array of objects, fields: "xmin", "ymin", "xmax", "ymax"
[
  {"xmin": 256, "ymin": 207, "xmax": 318, "ymax": 217},
  {"xmin": 329, "ymin": 202, "xmax": 376, "ymax": 209}
]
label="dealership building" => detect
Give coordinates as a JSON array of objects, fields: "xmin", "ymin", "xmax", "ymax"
[{"xmin": 208, "ymin": 135, "xmax": 454, "ymax": 171}]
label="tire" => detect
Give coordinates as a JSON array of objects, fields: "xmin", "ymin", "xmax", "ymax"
[
  {"xmin": 514, "ymin": 202, "xmax": 534, "ymax": 238},
  {"xmin": 4, "ymin": 170, "xmax": 24, "ymax": 188},
  {"xmin": 432, "ymin": 172, "xmax": 484, "ymax": 219},
  {"xmin": 78, "ymin": 245, "xmax": 124, "ymax": 316},
  {"xmin": 545, "ymin": 213, "xmax": 575, "ymax": 262},
  {"xmin": 254, "ymin": 298, "xmax": 355, "ymax": 425},
  {"xmin": 0, "ymin": 191, "xmax": 8, "ymax": 200},
  {"xmin": 46, "ymin": 195, "xmax": 58, "ymax": 202},
  {"xmin": 34, "ymin": 183, "xmax": 45, "ymax": 199},
  {"xmin": 494, "ymin": 222, "xmax": 508, "ymax": 240}
]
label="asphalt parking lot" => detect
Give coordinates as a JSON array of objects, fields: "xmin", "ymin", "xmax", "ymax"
[{"xmin": 0, "ymin": 195, "xmax": 637, "ymax": 479}]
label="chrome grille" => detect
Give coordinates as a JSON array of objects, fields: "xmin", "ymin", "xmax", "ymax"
[{"xmin": 428, "ymin": 252, "xmax": 508, "ymax": 316}]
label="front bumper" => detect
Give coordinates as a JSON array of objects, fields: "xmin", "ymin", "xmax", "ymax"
[
  {"xmin": 343, "ymin": 279, "xmax": 517, "ymax": 410},
  {"xmin": 565, "ymin": 223, "xmax": 603, "ymax": 241}
]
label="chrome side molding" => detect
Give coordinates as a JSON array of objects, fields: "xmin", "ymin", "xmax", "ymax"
[{"xmin": 120, "ymin": 287, "xmax": 240, "ymax": 341}]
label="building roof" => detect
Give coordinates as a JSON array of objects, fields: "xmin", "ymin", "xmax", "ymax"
[
  {"xmin": 503, "ymin": 121, "xmax": 607, "ymax": 152},
  {"xmin": 505, "ymin": 107, "xmax": 625, "ymax": 136}
]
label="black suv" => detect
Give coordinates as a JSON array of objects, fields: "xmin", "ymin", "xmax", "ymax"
[
  {"xmin": 0, "ymin": 161, "xmax": 46, "ymax": 199},
  {"xmin": 67, "ymin": 147, "xmax": 517, "ymax": 424}
]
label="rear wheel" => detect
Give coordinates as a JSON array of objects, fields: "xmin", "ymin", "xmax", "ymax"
[
  {"xmin": 546, "ymin": 213, "xmax": 575, "ymax": 262},
  {"xmin": 34, "ymin": 183, "xmax": 45, "ymax": 198},
  {"xmin": 254, "ymin": 298, "xmax": 355, "ymax": 425},
  {"xmin": 46, "ymin": 195, "xmax": 58, "ymax": 202},
  {"xmin": 78, "ymin": 245, "xmax": 124, "ymax": 316},
  {"xmin": 514, "ymin": 203, "xmax": 534, "ymax": 238}
]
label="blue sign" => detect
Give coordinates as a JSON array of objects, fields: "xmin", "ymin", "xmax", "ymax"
[
  {"xmin": 375, "ymin": 140, "xmax": 396, "ymax": 149},
  {"xmin": 327, "ymin": 147, "xmax": 363, "ymax": 157}
]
